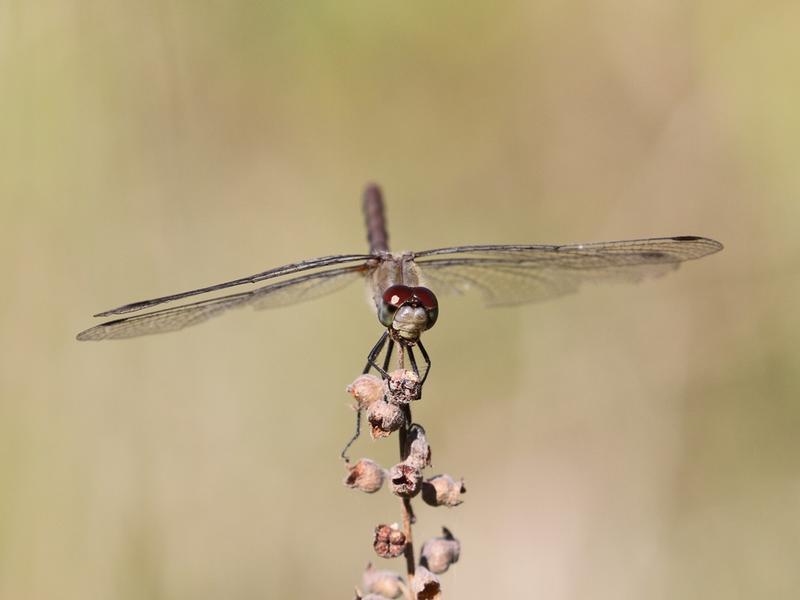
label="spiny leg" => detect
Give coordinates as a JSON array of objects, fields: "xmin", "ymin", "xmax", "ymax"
[
  {"xmin": 407, "ymin": 345, "xmax": 420, "ymax": 379},
  {"xmin": 383, "ymin": 339, "xmax": 395, "ymax": 372},
  {"xmin": 363, "ymin": 330, "xmax": 390, "ymax": 378},
  {"xmin": 406, "ymin": 345, "xmax": 426, "ymax": 400},
  {"xmin": 340, "ymin": 409, "xmax": 362, "ymax": 461},
  {"xmin": 343, "ymin": 331, "xmax": 392, "ymax": 460},
  {"xmin": 417, "ymin": 339, "xmax": 432, "ymax": 385}
]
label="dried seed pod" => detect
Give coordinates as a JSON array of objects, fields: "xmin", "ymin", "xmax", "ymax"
[
  {"xmin": 344, "ymin": 459, "xmax": 385, "ymax": 494},
  {"xmin": 389, "ymin": 528, "xmax": 405, "ymax": 546},
  {"xmin": 373, "ymin": 523, "xmax": 407, "ymax": 559},
  {"xmin": 353, "ymin": 591, "xmax": 387, "ymax": 600},
  {"xmin": 420, "ymin": 527, "xmax": 460, "ymax": 574},
  {"xmin": 421, "ymin": 474, "xmax": 466, "ymax": 507},
  {"xmin": 411, "ymin": 566, "xmax": 441, "ymax": 599},
  {"xmin": 361, "ymin": 562, "xmax": 406, "ymax": 599},
  {"xmin": 385, "ymin": 369, "xmax": 421, "ymax": 404},
  {"xmin": 404, "ymin": 424, "xmax": 431, "ymax": 471},
  {"xmin": 367, "ymin": 399, "xmax": 404, "ymax": 439},
  {"xmin": 347, "ymin": 374, "xmax": 385, "ymax": 408},
  {"xmin": 388, "ymin": 462, "xmax": 422, "ymax": 498}
]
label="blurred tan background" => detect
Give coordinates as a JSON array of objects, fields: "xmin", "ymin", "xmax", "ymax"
[{"xmin": 1, "ymin": 1, "xmax": 798, "ymax": 598}]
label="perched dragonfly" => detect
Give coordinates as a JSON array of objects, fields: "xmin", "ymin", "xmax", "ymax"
[{"xmin": 77, "ymin": 184, "xmax": 723, "ymax": 384}]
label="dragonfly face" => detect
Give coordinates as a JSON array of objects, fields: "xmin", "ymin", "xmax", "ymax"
[{"xmin": 378, "ymin": 285, "xmax": 439, "ymax": 342}]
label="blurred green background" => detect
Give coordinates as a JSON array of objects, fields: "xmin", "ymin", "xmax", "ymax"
[{"xmin": 1, "ymin": 1, "xmax": 798, "ymax": 598}]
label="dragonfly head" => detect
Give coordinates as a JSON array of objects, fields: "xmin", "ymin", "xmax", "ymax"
[{"xmin": 378, "ymin": 285, "xmax": 439, "ymax": 342}]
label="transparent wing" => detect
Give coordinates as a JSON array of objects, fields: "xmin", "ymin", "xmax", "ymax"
[
  {"xmin": 76, "ymin": 265, "xmax": 367, "ymax": 340},
  {"xmin": 93, "ymin": 253, "xmax": 373, "ymax": 317},
  {"xmin": 413, "ymin": 236, "xmax": 723, "ymax": 305}
]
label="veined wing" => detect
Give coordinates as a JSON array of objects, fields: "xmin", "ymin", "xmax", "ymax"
[
  {"xmin": 76, "ymin": 265, "xmax": 367, "ymax": 340},
  {"xmin": 93, "ymin": 254, "xmax": 373, "ymax": 317},
  {"xmin": 413, "ymin": 236, "xmax": 722, "ymax": 305}
]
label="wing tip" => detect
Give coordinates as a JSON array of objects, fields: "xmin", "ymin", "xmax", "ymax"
[
  {"xmin": 670, "ymin": 235, "xmax": 724, "ymax": 256},
  {"xmin": 76, "ymin": 328, "xmax": 101, "ymax": 341},
  {"xmin": 77, "ymin": 319, "xmax": 122, "ymax": 341},
  {"xmin": 94, "ymin": 301, "xmax": 149, "ymax": 317}
]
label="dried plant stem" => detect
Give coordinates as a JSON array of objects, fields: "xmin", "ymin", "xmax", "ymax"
[
  {"xmin": 401, "ymin": 498, "xmax": 415, "ymax": 593},
  {"xmin": 399, "ymin": 407, "xmax": 416, "ymax": 592},
  {"xmin": 397, "ymin": 347, "xmax": 416, "ymax": 593}
]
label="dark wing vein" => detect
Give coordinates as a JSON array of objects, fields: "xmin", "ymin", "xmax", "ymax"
[
  {"xmin": 76, "ymin": 265, "xmax": 366, "ymax": 341},
  {"xmin": 414, "ymin": 236, "xmax": 722, "ymax": 305},
  {"xmin": 93, "ymin": 253, "xmax": 373, "ymax": 316}
]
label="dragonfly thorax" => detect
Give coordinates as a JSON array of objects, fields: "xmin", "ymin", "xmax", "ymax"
[{"xmin": 378, "ymin": 285, "xmax": 439, "ymax": 343}]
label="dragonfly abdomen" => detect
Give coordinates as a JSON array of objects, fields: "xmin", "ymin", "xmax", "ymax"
[{"xmin": 364, "ymin": 183, "xmax": 389, "ymax": 254}]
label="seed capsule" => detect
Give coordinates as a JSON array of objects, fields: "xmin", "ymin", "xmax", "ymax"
[
  {"xmin": 344, "ymin": 459, "xmax": 385, "ymax": 494},
  {"xmin": 353, "ymin": 591, "xmax": 388, "ymax": 600},
  {"xmin": 347, "ymin": 374, "xmax": 385, "ymax": 408},
  {"xmin": 404, "ymin": 424, "xmax": 432, "ymax": 471},
  {"xmin": 388, "ymin": 462, "xmax": 422, "ymax": 498},
  {"xmin": 373, "ymin": 523, "xmax": 407, "ymax": 559},
  {"xmin": 421, "ymin": 474, "xmax": 466, "ymax": 507},
  {"xmin": 361, "ymin": 562, "xmax": 405, "ymax": 599},
  {"xmin": 420, "ymin": 527, "xmax": 460, "ymax": 574},
  {"xmin": 411, "ymin": 566, "xmax": 441, "ymax": 599},
  {"xmin": 385, "ymin": 369, "xmax": 421, "ymax": 404},
  {"xmin": 367, "ymin": 399, "xmax": 405, "ymax": 439}
]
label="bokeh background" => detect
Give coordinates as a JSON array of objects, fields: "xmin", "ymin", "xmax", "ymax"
[{"xmin": 2, "ymin": 2, "xmax": 798, "ymax": 598}]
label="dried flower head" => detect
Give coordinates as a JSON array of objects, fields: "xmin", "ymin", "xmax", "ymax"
[
  {"xmin": 344, "ymin": 459, "xmax": 385, "ymax": 494},
  {"xmin": 404, "ymin": 424, "xmax": 432, "ymax": 471},
  {"xmin": 411, "ymin": 566, "xmax": 441, "ymax": 599},
  {"xmin": 421, "ymin": 474, "xmax": 466, "ymax": 507},
  {"xmin": 367, "ymin": 399, "xmax": 405, "ymax": 439},
  {"xmin": 347, "ymin": 374, "xmax": 385, "ymax": 408},
  {"xmin": 385, "ymin": 369, "xmax": 421, "ymax": 404},
  {"xmin": 420, "ymin": 527, "xmax": 460, "ymax": 574},
  {"xmin": 388, "ymin": 462, "xmax": 423, "ymax": 498},
  {"xmin": 353, "ymin": 591, "xmax": 389, "ymax": 600},
  {"xmin": 373, "ymin": 523, "xmax": 407, "ymax": 559},
  {"xmin": 361, "ymin": 562, "xmax": 406, "ymax": 599}
]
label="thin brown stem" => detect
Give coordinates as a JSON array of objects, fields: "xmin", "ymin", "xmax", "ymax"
[
  {"xmin": 401, "ymin": 498, "xmax": 415, "ymax": 591},
  {"xmin": 390, "ymin": 344, "xmax": 415, "ymax": 597},
  {"xmin": 399, "ymin": 404, "xmax": 415, "ymax": 593},
  {"xmin": 396, "ymin": 345, "xmax": 415, "ymax": 594}
]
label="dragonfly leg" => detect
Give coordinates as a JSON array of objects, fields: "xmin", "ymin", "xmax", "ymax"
[
  {"xmin": 343, "ymin": 332, "xmax": 394, "ymax": 460},
  {"xmin": 340, "ymin": 410, "xmax": 362, "ymax": 461},
  {"xmin": 406, "ymin": 345, "xmax": 426, "ymax": 401},
  {"xmin": 382, "ymin": 339, "xmax": 395, "ymax": 372},
  {"xmin": 407, "ymin": 345, "xmax": 420, "ymax": 378},
  {"xmin": 363, "ymin": 330, "xmax": 390, "ymax": 378},
  {"xmin": 417, "ymin": 339, "xmax": 432, "ymax": 385}
]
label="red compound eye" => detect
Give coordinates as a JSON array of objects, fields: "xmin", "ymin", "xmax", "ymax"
[
  {"xmin": 383, "ymin": 285, "xmax": 414, "ymax": 308},
  {"xmin": 412, "ymin": 287, "xmax": 438, "ymax": 310}
]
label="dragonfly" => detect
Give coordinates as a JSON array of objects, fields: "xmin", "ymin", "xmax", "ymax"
[{"xmin": 77, "ymin": 184, "xmax": 723, "ymax": 385}]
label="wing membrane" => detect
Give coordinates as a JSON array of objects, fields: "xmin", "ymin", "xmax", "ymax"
[
  {"xmin": 414, "ymin": 236, "xmax": 722, "ymax": 305},
  {"xmin": 94, "ymin": 253, "xmax": 373, "ymax": 317},
  {"xmin": 77, "ymin": 265, "xmax": 366, "ymax": 340}
]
